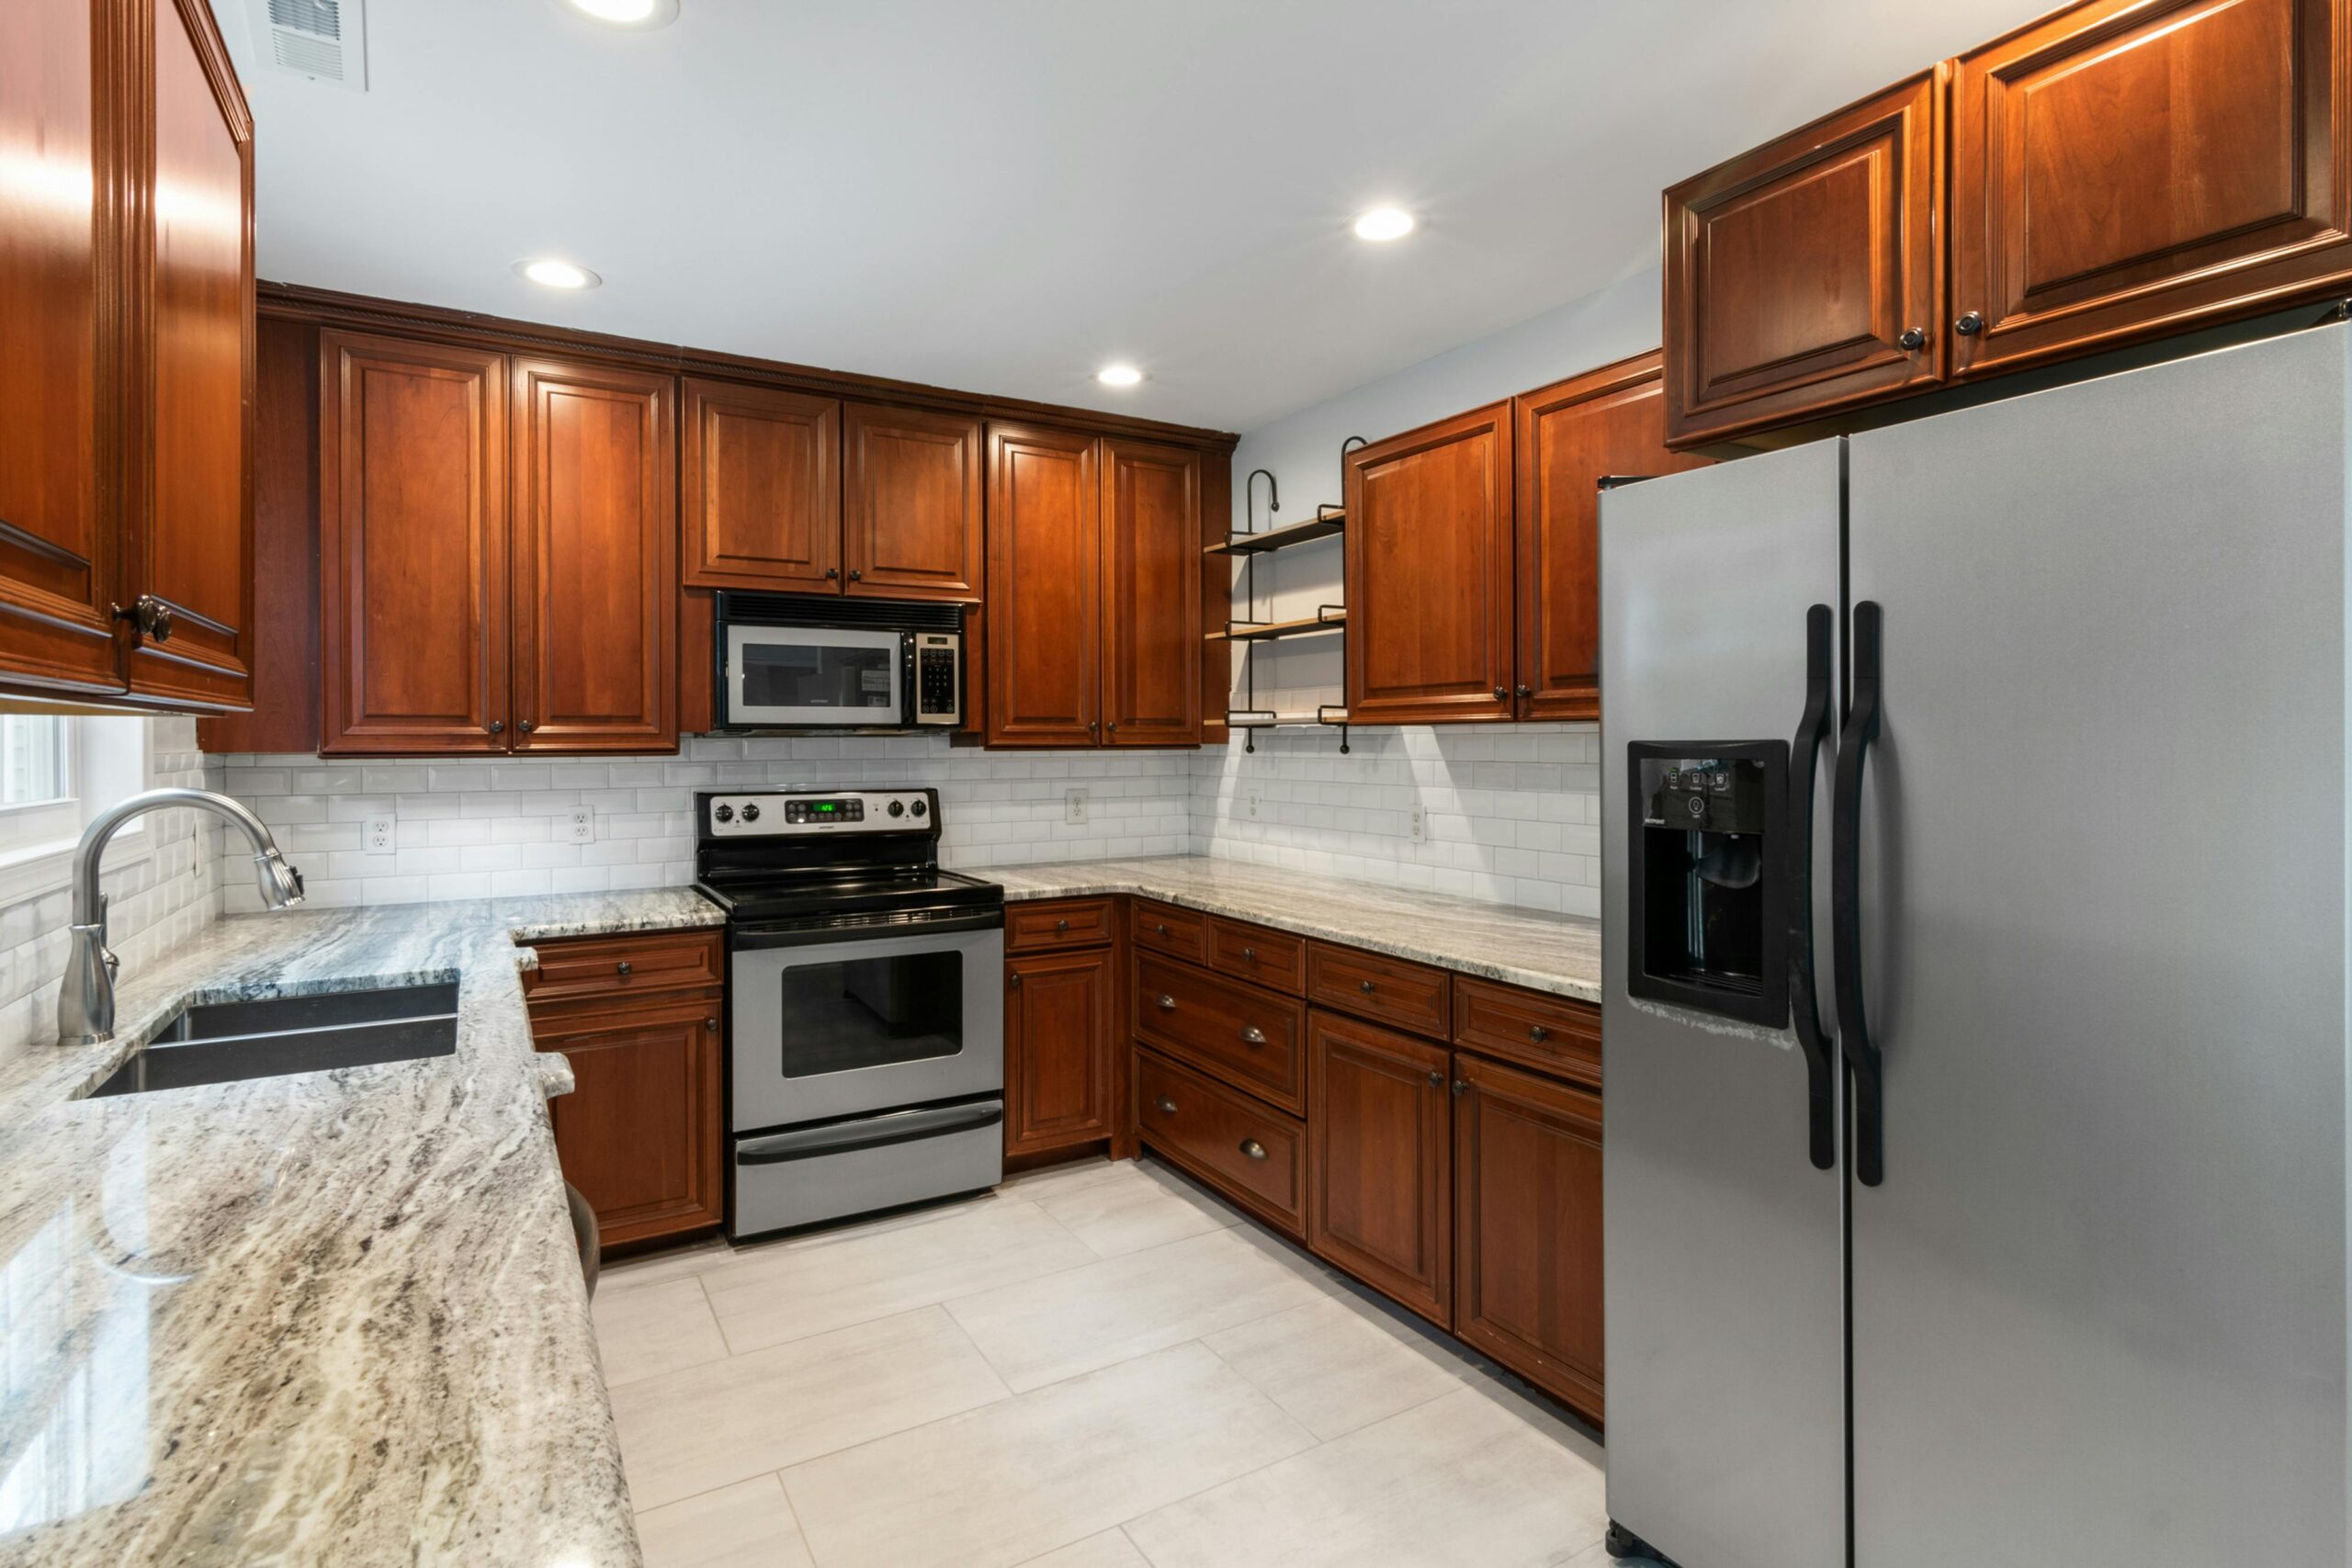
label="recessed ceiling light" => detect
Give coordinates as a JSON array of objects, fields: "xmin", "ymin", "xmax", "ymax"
[
  {"xmin": 1352, "ymin": 207, "xmax": 1416, "ymax": 243},
  {"xmin": 560, "ymin": 0, "xmax": 679, "ymax": 28},
  {"xmin": 514, "ymin": 257, "xmax": 601, "ymax": 289},
  {"xmin": 1096, "ymin": 365, "xmax": 1144, "ymax": 389}
]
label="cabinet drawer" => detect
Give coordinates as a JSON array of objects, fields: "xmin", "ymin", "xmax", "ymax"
[
  {"xmin": 1007, "ymin": 898, "xmax": 1116, "ymax": 953},
  {"xmin": 1206, "ymin": 917, "xmax": 1305, "ymax": 995},
  {"xmin": 1133, "ymin": 953, "xmax": 1306, "ymax": 1114},
  {"xmin": 523, "ymin": 930, "xmax": 723, "ymax": 1006},
  {"xmin": 1132, "ymin": 898, "xmax": 1207, "ymax": 964},
  {"xmin": 1452, "ymin": 977, "xmax": 1601, "ymax": 1090},
  {"xmin": 1306, "ymin": 943, "xmax": 1451, "ymax": 1038},
  {"xmin": 1136, "ymin": 1048, "xmax": 1305, "ymax": 1239}
]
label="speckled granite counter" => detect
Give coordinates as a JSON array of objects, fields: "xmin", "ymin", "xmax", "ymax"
[
  {"xmin": 984, "ymin": 857, "xmax": 1600, "ymax": 1003},
  {"xmin": 0, "ymin": 889, "xmax": 721, "ymax": 1568}
]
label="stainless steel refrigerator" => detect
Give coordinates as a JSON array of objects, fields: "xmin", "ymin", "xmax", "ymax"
[{"xmin": 1596, "ymin": 323, "xmax": 2349, "ymax": 1568}]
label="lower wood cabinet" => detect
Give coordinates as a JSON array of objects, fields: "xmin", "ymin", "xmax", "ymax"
[
  {"xmin": 1135, "ymin": 1047, "xmax": 1306, "ymax": 1239},
  {"xmin": 1306, "ymin": 1010, "xmax": 1454, "ymax": 1326},
  {"xmin": 1453, "ymin": 1051, "xmax": 1606, "ymax": 1423},
  {"xmin": 1006, "ymin": 945, "xmax": 1117, "ymax": 1156}
]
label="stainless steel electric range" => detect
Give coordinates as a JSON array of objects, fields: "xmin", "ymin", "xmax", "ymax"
[{"xmin": 693, "ymin": 787, "xmax": 1005, "ymax": 1239}]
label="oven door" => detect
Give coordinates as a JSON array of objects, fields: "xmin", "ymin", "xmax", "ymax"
[
  {"xmin": 729, "ymin": 922, "xmax": 1004, "ymax": 1130},
  {"xmin": 723, "ymin": 624, "xmax": 906, "ymax": 728}
]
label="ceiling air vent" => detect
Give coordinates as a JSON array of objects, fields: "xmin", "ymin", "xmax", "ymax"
[{"xmin": 253, "ymin": 0, "xmax": 368, "ymax": 90}]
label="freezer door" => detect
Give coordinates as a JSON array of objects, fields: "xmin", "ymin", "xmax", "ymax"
[
  {"xmin": 1600, "ymin": 439, "xmax": 1845, "ymax": 1568},
  {"xmin": 1846, "ymin": 325, "xmax": 2349, "ymax": 1566}
]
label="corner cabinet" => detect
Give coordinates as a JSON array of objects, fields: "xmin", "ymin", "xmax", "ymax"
[
  {"xmin": 986, "ymin": 425, "xmax": 1202, "ymax": 748},
  {"xmin": 0, "ymin": 0, "xmax": 254, "ymax": 710}
]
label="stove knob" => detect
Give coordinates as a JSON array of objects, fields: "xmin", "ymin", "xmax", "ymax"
[
  {"xmin": 888, "ymin": 799, "xmax": 906, "ymax": 818},
  {"xmin": 741, "ymin": 803, "xmax": 762, "ymax": 823},
  {"xmin": 714, "ymin": 804, "xmax": 734, "ymax": 823},
  {"xmin": 910, "ymin": 799, "xmax": 928, "ymax": 818}
]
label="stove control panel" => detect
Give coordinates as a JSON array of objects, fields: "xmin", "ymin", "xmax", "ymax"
[{"xmin": 702, "ymin": 789, "xmax": 936, "ymax": 837}]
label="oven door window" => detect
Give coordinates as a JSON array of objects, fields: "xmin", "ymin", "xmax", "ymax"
[
  {"xmin": 774, "ymin": 952, "xmax": 964, "ymax": 1077},
  {"xmin": 732, "ymin": 629, "xmax": 899, "ymax": 717}
]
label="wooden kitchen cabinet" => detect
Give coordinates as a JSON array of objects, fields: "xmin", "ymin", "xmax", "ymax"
[
  {"xmin": 1307, "ymin": 1010, "xmax": 1453, "ymax": 1325},
  {"xmin": 680, "ymin": 378, "xmax": 839, "ymax": 592},
  {"xmin": 1663, "ymin": 70, "xmax": 1945, "ymax": 448},
  {"xmin": 1343, "ymin": 401, "xmax": 1516, "ymax": 725},
  {"xmin": 536, "ymin": 997, "xmax": 725, "ymax": 1248},
  {"xmin": 1453, "ymin": 1050, "xmax": 1607, "ymax": 1424},
  {"xmin": 1512, "ymin": 353, "xmax": 1710, "ymax": 720},
  {"xmin": 1949, "ymin": 0, "xmax": 2352, "ymax": 379},
  {"xmin": 845, "ymin": 401, "xmax": 984, "ymax": 600},
  {"xmin": 1100, "ymin": 438, "xmax": 1202, "ymax": 747},
  {"xmin": 987, "ymin": 424, "xmax": 1101, "ymax": 746},
  {"xmin": 1006, "ymin": 945, "xmax": 1119, "ymax": 1157}
]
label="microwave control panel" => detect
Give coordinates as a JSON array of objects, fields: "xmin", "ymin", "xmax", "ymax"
[{"xmin": 913, "ymin": 633, "xmax": 961, "ymax": 726}]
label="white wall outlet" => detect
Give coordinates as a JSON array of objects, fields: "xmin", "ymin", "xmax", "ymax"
[
  {"xmin": 566, "ymin": 807, "xmax": 595, "ymax": 844},
  {"xmin": 1246, "ymin": 792, "xmax": 1261, "ymax": 819},
  {"xmin": 364, "ymin": 814, "xmax": 395, "ymax": 856},
  {"xmin": 1063, "ymin": 788, "xmax": 1089, "ymax": 826},
  {"xmin": 1409, "ymin": 805, "xmax": 1427, "ymax": 841}
]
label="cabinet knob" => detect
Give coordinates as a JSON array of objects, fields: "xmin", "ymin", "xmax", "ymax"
[
  {"xmin": 1239, "ymin": 1024, "xmax": 1267, "ymax": 1045},
  {"xmin": 1492, "ymin": 686, "xmax": 1508, "ymax": 701},
  {"xmin": 1156, "ymin": 993, "xmax": 1176, "ymax": 1010},
  {"xmin": 1427, "ymin": 1069, "xmax": 1443, "ymax": 1087},
  {"xmin": 1155, "ymin": 1094, "xmax": 1178, "ymax": 1114},
  {"xmin": 519, "ymin": 718, "xmax": 536, "ymax": 733},
  {"xmin": 1360, "ymin": 979, "xmax": 1375, "ymax": 995},
  {"xmin": 1240, "ymin": 947, "xmax": 1256, "ymax": 962},
  {"xmin": 118, "ymin": 595, "xmax": 174, "ymax": 642},
  {"xmin": 1055, "ymin": 918, "xmax": 1069, "ymax": 932},
  {"xmin": 1238, "ymin": 1138, "xmax": 1267, "ymax": 1161},
  {"xmin": 1897, "ymin": 326, "xmax": 1928, "ymax": 352},
  {"xmin": 705, "ymin": 1017, "xmax": 718, "ymax": 1031},
  {"xmin": 1452, "ymin": 1078, "xmax": 1469, "ymax": 1098},
  {"xmin": 1010, "ymin": 971, "xmax": 1023, "ymax": 988},
  {"xmin": 1529, "ymin": 1023, "xmax": 1549, "ymax": 1043},
  {"xmin": 1514, "ymin": 683, "xmax": 1532, "ymax": 698},
  {"xmin": 616, "ymin": 961, "xmax": 631, "ymax": 976},
  {"xmin": 489, "ymin": 720, "xmax": 504, "ymax": 735},
  {"xmin": 1954, "ymin": 311, "xmax": 1985, "ymax": 336},
  {"xmin": 824, "ymin": 567, "xmax": 840, "ymax": 580},
  {"xmin": 848, "ymin": 568, "xmax": 863, "ymax": 581},
  {"xmin": 1089, "ymin": 719, "xmax": 1100, "ymax": 732},
  {"xmin": 1155, "ymin": 922, "xmax": 1169, "ymax": 936}
]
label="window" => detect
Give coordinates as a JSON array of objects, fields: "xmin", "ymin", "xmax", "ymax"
[{"xmin": 0, "ymin": 716, "xmax": 146, "ymax": 862}]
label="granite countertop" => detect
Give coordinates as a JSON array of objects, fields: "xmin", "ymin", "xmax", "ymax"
[
  {"xmin": 0, "ymin": 889, "xmax": 721, "ymax": 1568},
  {"xmin": 983, "ymin": 856, "xmax": 1601, "ymax": 1003}
]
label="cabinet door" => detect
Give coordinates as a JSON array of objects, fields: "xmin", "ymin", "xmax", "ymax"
[
  {"xmin": 1453, "ymin": 1052, "xmax": 1606, "ymax": 1424},
  {"xmin": 844, "ymin": 402, "xmax": 982, "ymax": 601},
  {"xmin": 986, "ymin": 424, "xmax": 1100, "ymax": 747},
  {"xmin": 1951, "ymin": 0, "xmax": 2352, "ymax": 378},
  {"xmin": 1663, "ymin": 70, "xmax": 1944, "ymax": 448},
  {"xmin": 319, "ymin": 332, "xmax": 510, "ymax": 754},
  {"xmin": 0, "ymin": 0, "xmax": 119, "ymax": 694},
  {"xmin": 537, "ymin": 998, "xmax": 724, "ymax": 1248},
  {"xmin": 126, "ymin": 0, "xmax": 254, "ymax": 707},
  {"xmin": 1343, "ymin": 401, "xmax": 1514, "ymax": 726},
  {"xmin": 510, "ymin": 358, "xmax": 677, "ymax": 752},
  {"xmin": 681, "ymin": 378, "xmax": 839, "ymax": 592},
  {"xmin": 1099, "ymin": 437, "xmax": 1201, "ymax": 747},
  {"xmin": 1005, "ymin": 947, "xmax": 1116, "ymax": 1156},
  {"xmin": 1513, "ymin": 353, "xmax": 1708, "ymax": 720},
  {"xmin": 1307, "ymin": 1010, "xmax": 1453, "ymax": 1325}
]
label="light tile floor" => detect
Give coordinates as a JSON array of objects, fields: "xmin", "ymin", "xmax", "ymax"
[{"xmin": 595, "ymin": 1156, "xmax": 1633, "ymax": 1568}]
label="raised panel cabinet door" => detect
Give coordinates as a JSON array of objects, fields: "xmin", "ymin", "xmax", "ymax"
[
  {"xmin": 126, "ymin": 0, "xmax": 255, "ymax": 707},
  {"xmin": 1005, "ymin": 948, "xmax": 1116, "ymax": 1156},
  {"xmin": 539, "ymin": 1000, "xmax": 725, "ymax": 1247},
  {"xmin": 1951, "ymin": 0, "xmax": 2352, "ymax": 378},
  {"xmin": 1100, "ymin": 437, "xmax": 1202, "ymax": 747},
  {"xmin": 1307, "ymin": 1010, "xmax": 1453, "ymax": 1325},
  {"xmin": 1453, "ymin": 1052, "xmax": 1606, "ymax": 1424},
  {"xmin": 0, "ymin": 0, "xmax": 119, "ymax": 694},
  {"xmin": 844, "ymin": 401, "xmax": 983, "ymax": 600},
  {"xmin": 318, "ymin": 331, "xmax": 510, "ymax": 754},
  {"xmin": 986, "ymin": 424, "xmax": 1100, "ymax": 747},
  {"xmin": 1513, "ymin": 353, "xmax": 1709, "ymax": 720},
  {"xmin": 1663, "ymin": 69, "xmax": 1945, "ymax": 448},
  {"xmin": 680, "ymin": 378, "xmax": 840, "ymax": 592},
  {"xmin": 1343, "ymin": 401, "xmax": 1515, "ymax": 725},
  {"xmin": 510, "ymin": 358, "xmax": 678, "ymax": 753}
]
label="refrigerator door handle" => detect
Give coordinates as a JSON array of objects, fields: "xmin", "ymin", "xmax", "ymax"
[
  {"xmin": 1788, "ymin": 603, "xmax": 1837, "ymax": 1171},
  {"xmin": 1834, "ymin": 599, "xmax": 1886, "ymax": 1186}
]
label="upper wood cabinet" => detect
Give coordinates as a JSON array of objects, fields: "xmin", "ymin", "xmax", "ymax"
[
  {"xmin": 680, "ymin": 378, "xmax": 839, "ymax": 592},
  {"xmin": 1100, "ymin": 438, "xmax": 1202, "ymax": 747},
  {"xmin": 1950, "ymin": 0, "xmax": 2352, "ymax": 378},
  {"xmin": 845, "ymin": 402, "xmax": 984, "ymax": 600},
  {"xmin": 0, "ymin": 0, "xmax": 254, "ymax": 710},
  {"xmin": 1512, "ymin": 354, "xmax": 1709, "ymax": 721},
  {"xmin": 1663, "ymin": 70, "xmax": 1945, "ymax": 448},
  {"xmin": 1343, "ymin": 401, "xmax": 1515, "ymax": 725}
]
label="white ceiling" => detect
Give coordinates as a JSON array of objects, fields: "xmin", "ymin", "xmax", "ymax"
[{"xmin": 212, "ymin": 0, "xmax": 2040, "ymax": 434}]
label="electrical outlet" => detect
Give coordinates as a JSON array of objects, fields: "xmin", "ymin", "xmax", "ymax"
[
  {"xmin": 1246, "ymin": 792, "xmax": 1260, "ymax": 819},
  {"xmin": 1064, "ymin": 788, "xmax": 1089, "ymax": 826},
  {"xmin": 364, "ymin": 814, "xmax": 395, "ymax": 856},
  {"xmin": 566, "ymin": 807, "xmax": 595, "ymax": 844},
  {"xmin": 1409, "ymin": 806, "xmax": 1427, "ymax": 841}
]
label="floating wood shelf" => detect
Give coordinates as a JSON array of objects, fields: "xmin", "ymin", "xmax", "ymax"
[
  {"xmin": 1209, "ymin": 608, "xmax": 1346, "ymax": 644},
  {"xmin": 1204, "ymin": 507, "xmax": 1345, "ymax": 557}
]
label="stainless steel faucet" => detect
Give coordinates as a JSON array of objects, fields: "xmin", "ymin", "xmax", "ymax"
[{"xmin": 59, "ymin": 788, "xmax": 305, "ymax": 1046}]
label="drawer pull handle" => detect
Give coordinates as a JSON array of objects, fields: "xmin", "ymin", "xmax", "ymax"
[
  {"xmin": 616, "ymin": 961, "xmax": 632, "ymax": 976},
  {"xmin": 1239, "ymin": 1138, "xmax": 1267, "ymax": 1161},
  {"xmin": 1360, "ymin": 979, "xmax": 1375, "ymax": 994},
  {"xmin": 1427, "ymin": 1069, "xmax": 1443, "ymax": 1087},
  {"xmin": 1241, "ymin": 946, "xmax": 1257, "ymax": 962},
  {"xmin": 1155, "ymin": 922, "xmax": 1170, "ymax": 936},
  {"xmin": 1155, "ymin": 1095, "xmax": 1178, "ymax": 1114},
  {"xmin": 1239, "ymin": 1025, "xmax": 1267, "ymax": 1045},
  {"xmin": 1157, "ymin": 993, "xmax": 1177, "ymax": 1010},
  {"xmin": 1529, "ymin": 1023, "xmax": 1549, "ymax": 1043},
  {"xmin": 1056, "ymin": 919, "xmax": 1069, "ymax": 932}
]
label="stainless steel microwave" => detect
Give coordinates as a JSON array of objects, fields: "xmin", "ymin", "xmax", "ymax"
[{"xmin": 713, "ymin": 592, "xmax": 963, "ymax": 732}]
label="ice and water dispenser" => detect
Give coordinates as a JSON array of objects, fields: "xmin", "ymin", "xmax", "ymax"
[{"xmin": 1624, "ymin": 741, "xmax": 1789, "ymax": 1028}]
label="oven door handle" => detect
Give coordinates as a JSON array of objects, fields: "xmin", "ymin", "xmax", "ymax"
[
  {"xmin": 736, "ymin": 1100, "xmax": 1005, "ymax": 1165},
  {"xmin": 729, "ymin": 910, "xmax": 1007, "ymax": 949}
]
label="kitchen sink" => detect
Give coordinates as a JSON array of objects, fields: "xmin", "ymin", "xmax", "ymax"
[{"xmin": 89, "ymin": 982, "xmax": 460, "ymax": 1098}]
